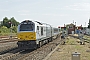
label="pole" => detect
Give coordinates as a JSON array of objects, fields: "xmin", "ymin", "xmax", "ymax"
[
  {"xmin": 73, "ymin": 20, "xmax": 74, "ymax": 24},
  {"xmin": 9, "ymin": 21, "xmax": 12, "ymax": 39},
  {"xmin": 85, "ymin": 22, "xmax": 86, "ymax": 29},
  {"xmin": 11, "ymin": 23, "xmax": 12, "ymax": 37}
]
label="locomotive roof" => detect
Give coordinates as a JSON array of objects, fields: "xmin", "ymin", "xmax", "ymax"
[
  {"xmin": 21, "ymin": 20, "xmax": 33, "ymax": 23},
  {"xmin": 20, "ymin": 20, "xmax": 52, "ymax": 27}
]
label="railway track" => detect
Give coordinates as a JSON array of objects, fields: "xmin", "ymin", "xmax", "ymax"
[
  {"xmin": 0, "ymin": 36, "xmax": 64, "ymax": 60},
  {"xmin": 0, "ymin": 36, "xmax": 18, "ymax": 43},
  {"xmin": 0, "ymin": 39, "xmax": 18, "ymax": 43},
  {"xmin": 0, "ymin": 35, "xmax": 87, "ymax": 60},
  {"xmin": 0, "ymin": 48, "xmax": 23, "ymax": 60},
  {"xmin": 0, "ymin": 39, "xmax": 18, "ymax": 55},
  {"xmin": 0, "ymin": 47, "xmax": 18, "ymax": 55},
  {"xmin": 1, "ymin": 34, "xmax": 89, "ymax": 60}
]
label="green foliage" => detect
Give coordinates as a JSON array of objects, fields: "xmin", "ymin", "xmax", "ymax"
[
  {"xmin": 0, "ymin": 26, "xmax": 10, "ymax": 33},
  {"xmin": 0, "ymin": 21, "xmax": 3, "ymax": 27},
  {"xmin": 0, "ymin": 26, "xmax": 17, "ymax": 36},
  {"xmin": 9, "ymin": 17, "xmax": 19, "ymax": 26},
  {"xmin": 3, "ymin": 17, "xmax": 9, "ymax": 28},
  {"xmin": 2, "ymin": 17, "xmax": 19, "ymax": 28},
  {"xmin": 0, "ymin": 17, "xmax": 20, "ymax": 35},
  {"xmin": 12, "ymin": 26, "xmax": 17, "ymax": 33}
]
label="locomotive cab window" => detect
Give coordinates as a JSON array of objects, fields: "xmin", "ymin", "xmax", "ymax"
[{"xmin": 20, "ymin": 24, "xmax": 34, "ymax": 31}]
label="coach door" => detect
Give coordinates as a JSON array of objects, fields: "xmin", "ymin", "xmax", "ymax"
[
  {"xmin": 36, "ymin": 26, "xmax": 40, "ymax": 39},
  {"xmin": 37, "ymin": 26, "xmax": 46, "ymax": 39}
]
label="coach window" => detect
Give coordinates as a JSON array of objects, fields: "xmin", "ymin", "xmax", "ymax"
[
  {"xmin": 41, "ymin": 27, "xmax": 43, "ymax": 35},
  {"xmin": 37, "ymin": 26, "xmax": 39, "ymax": 30},
  {"xmin": 54, "ymin": 28, "xmax": 58, "ymax": 33}
]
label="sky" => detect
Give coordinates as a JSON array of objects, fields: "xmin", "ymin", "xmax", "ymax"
[{"xmin": 0, "ymin": 0, "xmax": 90, "ymax": 27}]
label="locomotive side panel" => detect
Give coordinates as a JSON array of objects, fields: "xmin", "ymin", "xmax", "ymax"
[{"xmin": 36, "ymin": 25, "xmax": 46, "ymax": 40}]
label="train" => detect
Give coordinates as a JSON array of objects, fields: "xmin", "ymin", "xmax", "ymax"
[{"xmin": 17, "ymin": 20, "xmax": 60, "ymax": 49}]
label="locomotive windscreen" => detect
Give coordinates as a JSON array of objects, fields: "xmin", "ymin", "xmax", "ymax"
[{"xmin": 20, "ymin": 21, "xmax": 34, "ymax": 31}]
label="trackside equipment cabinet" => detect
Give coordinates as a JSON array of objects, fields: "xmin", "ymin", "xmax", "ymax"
[{"xmin": 71, "ymin": 52, "xmax": 81, "ymax": 60}]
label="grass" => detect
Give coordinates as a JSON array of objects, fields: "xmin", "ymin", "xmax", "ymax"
[
  {"xmin": 66, "ymin": 37, "xmax": 76, "ymax": 45},
  {"xmin": 74, "ymin": 45, "xmax": 83, "ymax": 49},
  {"xmin": 83, "ymin": 35, "xmax": 90, "ymax": 42},
  {"xmin": 48, "ymin": 36, "xmax": 90, "ymax": 60}
]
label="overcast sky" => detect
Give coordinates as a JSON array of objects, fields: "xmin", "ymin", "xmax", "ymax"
[{"xmin": 0, "ymin": 0, "xmax": 90, "ymax": 27}]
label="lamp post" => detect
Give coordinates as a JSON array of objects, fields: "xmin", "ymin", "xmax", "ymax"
[
  {"xmin": 85, "ymin": 22, "xmax": 86, "ymax": 29},
  {"xmin": 0, "ymin": 21, "xmax": 1, "ymax": 27},
  {"xmin": 74, "ymin": 22, "xmax": 76, "ymax": 34},
  {"xmin": 9, "ymin": 22, "xmax": 12, "ymax": 39}
]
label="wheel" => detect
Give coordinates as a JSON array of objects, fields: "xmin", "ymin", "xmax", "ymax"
[
  {"xmin": 83, "ymin": 42, "xmax": 85, "ymax": 45},
  {"xmin": 38, "ymin": 41, "xmax": 42, "ymax": 48},
  {"xmin": 80, "ymin": 42, "xmax": 82, "ymax": 45},
  {"xmin": 62, "ymin": 41, "xmax": 65, "ymax": 45},
  {"xmin": 37, "ymin": 44, "xmax": 39, "ymax": 48},
  {"xmin": 46, "ymin": 39, "xmax": 49, "ymax": 43},
  {"xmin": 63, "ymin": 41, "xmax": 65, "ymax": 44}
]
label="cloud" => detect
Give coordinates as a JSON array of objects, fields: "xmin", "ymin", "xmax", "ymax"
[
  {"xmin": 0, "ymin": 1, "xmax": 9, "ymax": 3},
  {"xmin": 63, "ymin": 2, "xmax": 90, "ymax": 11},
  {"xmin": 0, "ymin": 9, "xmax": 9, "ymax": 12},
  {"xmin": 19, "ymin": 14, "xmax": 30, "ymax": 16},
  {"xmin": 4, "ymin": 1, "xmax": 9, "ymax": 3},
  {"xmin": 73, "ymin": 3, "xmax": 90, "ymax": 11},
  {"xmin": 45, "ymin": 7, "xmax": 62, "ymax": 10},
  {"xmin": 42, "ymin": 14, "xmax": 69, "ymax": 16},
  {"xmin": 18, "ymin": 10, "xmax": 30, "ymax": 13}
]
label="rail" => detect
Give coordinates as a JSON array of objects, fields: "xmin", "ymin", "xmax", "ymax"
[{"xmin": 0, "ymin": 36, "xmax": 17, "ymax": 40}]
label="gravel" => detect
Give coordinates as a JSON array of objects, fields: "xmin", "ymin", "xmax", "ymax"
[{"xmin": 0, "ymin": 42, "xmax": 17, "ymax": 53}]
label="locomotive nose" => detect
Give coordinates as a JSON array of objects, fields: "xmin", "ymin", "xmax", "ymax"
[
  {"xmin": 25, "ymin": 36, "xmax": 28, "ymax": 38},
  {"xmin": 17, "ymin": 32, "xmax": 36, "ymax": 40}
]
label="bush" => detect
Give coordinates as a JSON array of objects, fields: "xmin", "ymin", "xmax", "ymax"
[
  {"xmin": 0, "ymin": 26, "xmax": 17, "ymax": 36},
  {"xmin": 0, "ymin": 26, "xmax": 10, "ymax": 33}
]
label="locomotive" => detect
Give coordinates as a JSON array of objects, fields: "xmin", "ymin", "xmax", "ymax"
[{"xmin": 17, "ymin": 20, "xmax": 60, "ymax": 49}]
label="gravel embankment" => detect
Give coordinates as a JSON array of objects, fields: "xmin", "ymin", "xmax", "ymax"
[{"xmin": 0, "ymin": 42, "xmax": 17, "ymax": 52}]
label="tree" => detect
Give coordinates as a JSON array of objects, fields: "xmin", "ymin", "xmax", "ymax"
[
  {"xmin": 88, "ymin": 19, "xmax": 90, "ymax": 28},
  {"xmin": 12, "ymin": 26, "xmax": 17, "ymax": 33},
  {"xmin": 2, "ymin": 17, "xmax": 19, "ymax": 28},
  {"xmin": 9, "ymin": 17, "xmax": 19, "ymax": 27},
  {"xmin": 0, "ymin": 21, "xmax": 2, "ymax": 27},
  {"xmin": 3, "ymin": 17, "xmax": 9, "ymax": 27},
  {"xmin": 0, "ymin": 21, "xmax": 3, "ymax": 26},
  {"xmin": 1, "ymin": 17, "xmax": 19, "ymax": 34}
]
